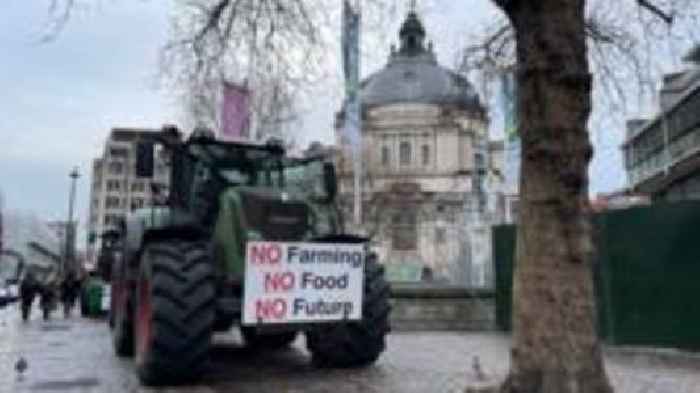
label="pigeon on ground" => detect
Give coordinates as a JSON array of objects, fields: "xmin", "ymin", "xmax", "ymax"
[
  {"xmin": 472, "ymin": 355, "xmax": 486, "ymax": 381},
  {"xmin": 15, "ymin": 356, "xmax": 27, "ymax": 380}
]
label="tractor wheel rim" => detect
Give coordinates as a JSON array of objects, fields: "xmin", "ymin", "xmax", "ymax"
[{"xmin": 135, "ymin": 278, "xmax": 152, "ymax": 365}]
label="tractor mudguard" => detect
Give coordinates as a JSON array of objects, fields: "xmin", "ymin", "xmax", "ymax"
[{"xmin": 124, "ymin": 208, "xmax": 204, "ymax": 266}]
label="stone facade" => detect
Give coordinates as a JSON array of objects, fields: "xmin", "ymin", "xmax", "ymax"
[
  {"xmin": 623, "ymin": 45, "xmax": 700, "ymax": 201},
  {"xmin": 86, "ymin": 128, "xmax": 173, "ymax": 269},
  {"xmin": 335, "ymin": 12, "xmax": 505, "ymax": 284},
  {"xmin": 390, "ymin": 284, "xmax": 495, "ymax": 331}
]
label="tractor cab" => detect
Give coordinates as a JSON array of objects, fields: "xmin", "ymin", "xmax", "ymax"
[{"xmin": 133, "ymin": 127, "xmax": 340, "ymax": 237}]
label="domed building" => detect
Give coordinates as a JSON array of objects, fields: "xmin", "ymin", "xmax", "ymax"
[{"xmin": 335, "ymin": 11, "xmax": 505, "ymax": 283}]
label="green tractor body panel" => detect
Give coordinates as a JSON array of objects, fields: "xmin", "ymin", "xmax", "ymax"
[
  {"xmin": 213, "ymin": 189, "xmax": 247, "ymax": 279},
  {"xmin": 212, "ymin": 186, "xmax": 340, "ymax": 281}
]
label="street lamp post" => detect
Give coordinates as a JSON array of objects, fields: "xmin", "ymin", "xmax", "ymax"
[{"xmin": 64, "ymin": 167, "xmax": 80, "ymax": 277}]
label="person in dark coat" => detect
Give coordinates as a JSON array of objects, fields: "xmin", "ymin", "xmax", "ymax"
[
  {"xmin": 38, "ymin": 283, "xmax": 56, "ymax": 320},
  {"xmin": 19, "ymin": 272, "xmax": 41, "ymax": 321},
  {"xmin": 60, "ymin": 273, "xmax": 81, "ymax": 318}
]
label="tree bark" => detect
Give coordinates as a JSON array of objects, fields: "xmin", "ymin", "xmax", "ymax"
[{"xmin": 495, "ymin": 1, "xmax": 613, "ymax": 392}]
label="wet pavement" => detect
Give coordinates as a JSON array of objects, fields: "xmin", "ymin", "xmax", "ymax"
[{"xmin": 1, "ymin": 305, "xmax": 699, "ymax": 393}]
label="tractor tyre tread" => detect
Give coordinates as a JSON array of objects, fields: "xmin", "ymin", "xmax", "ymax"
[
  {"xmin": 112, "ymin": 290, "xmax": 134, "ymax": 357},
  {"xmin": 136, "ymin": 241, "xmax": 215, "ymax": 386},
  {"xmin": 305, "ymin": 258, "xmax": 391, "ymax": 368}
]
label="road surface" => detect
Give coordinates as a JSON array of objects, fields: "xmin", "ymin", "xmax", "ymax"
[{"xmin": 0, "ymin": 305, "xmax": 698, "ymax": 392}]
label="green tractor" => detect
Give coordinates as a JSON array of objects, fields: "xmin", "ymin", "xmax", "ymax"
[{"xmin": 108, "ymin": 126, "xmax": 391, "ymax": 385}]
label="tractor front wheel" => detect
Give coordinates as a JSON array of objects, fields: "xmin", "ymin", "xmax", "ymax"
[
  {"xmin": 305, "ymin": 257, "xmax": 391, "ymax": 367},
  {"xmin": 134, "ymin": 241, "xmax": 215, "ymax": 386}
]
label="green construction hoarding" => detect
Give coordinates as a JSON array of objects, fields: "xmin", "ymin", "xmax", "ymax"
[{"xmin": 493, "ymin": 201, "xmax": 700, "ymax": 349}]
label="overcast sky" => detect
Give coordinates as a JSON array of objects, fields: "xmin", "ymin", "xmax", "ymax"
[
  {"xmin": 1, "ymin": 1, "xmax": 178, "ymax": 228},
  {"xmin": 0, "ymin": 0, "xmax": 631, "ymax": 246}
]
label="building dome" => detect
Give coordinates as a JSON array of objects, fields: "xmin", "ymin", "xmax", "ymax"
[{"xmin": 360, "ymin": 12, "xmax": 482, "ymax": 111}]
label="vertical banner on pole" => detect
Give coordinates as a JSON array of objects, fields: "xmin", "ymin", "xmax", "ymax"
[
  {"xmin": 221, "ymin": 80, "xmax": 252, "ymax": 141},
  {"xmin": 501, "ymin": 71, "xmax": 520, "ymax": 197},
  {"xmin": 342, "ymin": 0, "xmax": 362, "ymax": 226}
]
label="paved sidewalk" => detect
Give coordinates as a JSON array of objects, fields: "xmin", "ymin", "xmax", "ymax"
[{"xmin": 1, "ymin": 305, "xmax": 698, "ymax": 393}]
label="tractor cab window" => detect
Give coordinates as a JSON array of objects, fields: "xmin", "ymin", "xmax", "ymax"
[
  {"xmin": 182, "ymin": 141, "xmax": 329, "ymax": 197},
  {"xmin": 219, "ymin": 169, "xmax": 253, "ymax": 185},
  {"xmin": 284, "ymin": 159, "xmax": 327, "ymax": 201}
]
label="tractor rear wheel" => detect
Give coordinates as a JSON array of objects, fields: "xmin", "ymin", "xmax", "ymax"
[
  {"xmin": 112, "ymin": 282, "xmax": 134, "ymax": 357},
  {"xmin": 240, "ymin": 327, "xmax": 298, "ymax": 350},
  {"xmin": 305, "ymin": 257, "xmax": 391, "ymax": 367},
  {"xmin": 134, "ymin": 241, "xmax": 215, "ymax": 386}
]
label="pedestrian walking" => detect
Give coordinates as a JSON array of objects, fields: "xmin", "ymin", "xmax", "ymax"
[
  {"xmin": 60, "ymin": 273, "xmax": 81, "ymax": 318},
  {"xmin": 38, "ymin": 283, "xmax": 56, "ymax": 321},
  {"xmin": 19, "ymin": 272, "xmax": 41, "ymax": 321}
]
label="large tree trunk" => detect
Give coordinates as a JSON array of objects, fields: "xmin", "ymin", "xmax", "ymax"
[{"xmin": 496, "ymin": 1, "xmax": 613, "ymax": 392}]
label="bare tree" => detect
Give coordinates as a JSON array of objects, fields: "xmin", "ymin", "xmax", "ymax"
[
  {"xmin": 159, "ymin": 1, "xmax": 331, "ymax": 139},
  {"xmin": 461, "ymin": 1, "xmax": 700, "ymax": 113},
  {"xmin": 462, "ymin": 1, "xmax": 693, "ymax": 393},
  {"xmin": 160, "ymin": 0, "xmax": 406, "ymax": 141}
]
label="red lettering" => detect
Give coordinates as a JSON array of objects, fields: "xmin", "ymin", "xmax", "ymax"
[
  {"xmin": 255, "ymin": 298, "xmax": 287, "ymax": 320},
  {"xmin": 249, "ymin": 243, "xmax": 282, "ymax": 265},
  {"xmin": 264, "ymin": 272, "xmax": 295, "ymax": 292}
]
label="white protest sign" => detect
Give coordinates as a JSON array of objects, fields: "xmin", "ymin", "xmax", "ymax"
[{"xmin": 242, "ymin": 242, "xmax": 365, "ymax": 325}]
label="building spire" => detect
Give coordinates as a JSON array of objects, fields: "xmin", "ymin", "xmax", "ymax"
[
  {"xmin": 410, "ymin": 0, "xmax": 417, "ymax": 12},
  {"xmin": 398, "ymin": 5, "xmax": 426, "ymax": 55}
]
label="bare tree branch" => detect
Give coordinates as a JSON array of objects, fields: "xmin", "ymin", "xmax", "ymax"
[
  {"xmin": 637, "ymin": 0, "xmax": 674, "ymax": 24},
  {"xmin": 458, "ymin": 0, "xmax": 700, "ymax": 121},
  {"xmin": 40, "ymin": 0, "xmax": 75, "ymax": 43}
]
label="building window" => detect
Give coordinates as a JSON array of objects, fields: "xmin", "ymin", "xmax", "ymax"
[
  {"xmin": 422, "ymin": 145, "xmax": 430, "ymax": 166},
  {"xmin": 106, "ymin": 180, "xmax": 121, "ymax": 192},
  {"xmin": 435, "ymin": 227, "xmax": 446, "ymax": 244},
  {"xmin": 104, "ymin": 214, "xmax": 122, "ymax": 227},
  {"xmin": 131, "ymin": 198, "xmax": 145, "ymax": 211},
  {"xmin": 105, "ymin": 196, "xmax": 120, "ymax": 209},
  {"xmin": 109, "ymin": 161, "xmax": 123, "ymax": 174},
  {"xmin": 475, "ymin": 153, "xmax": 485, "ymax": 169},
  {"xmin": 392, "ymin": 210, "xmax": 417, "ymax": 250},
  {"xmin": 109, "ymin": 147, "xmax": 128, "ymax": 158},
  {"xmin": 510, "ymin": 200, "xmax": 520, "ymax": 223},
  {"xmin": 382, "ymin": 146, "xmax": 390, "ymax": 166},
  {"xmin": 131, "ymin": 182, "xmax": 145, "ymax": 192},
  {"xmin": 400, "ymin": 142, "xmax": 411, "ymax": 166}
]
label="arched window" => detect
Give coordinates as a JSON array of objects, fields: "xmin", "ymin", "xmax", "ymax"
[
  {"xmin": 400, "ymin": 142, "xmax": 411, "ymax": 166},
  {"xmin": 422, "ymin": 144, "xmax": 430, "ymax": 166},
  {"xmin": 381, "ymin": 146, "xmax": 390, "ymax": 166},
  {"xmin": 475, "ymin": 153, "xmax": 485, "ymax": 170}
]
